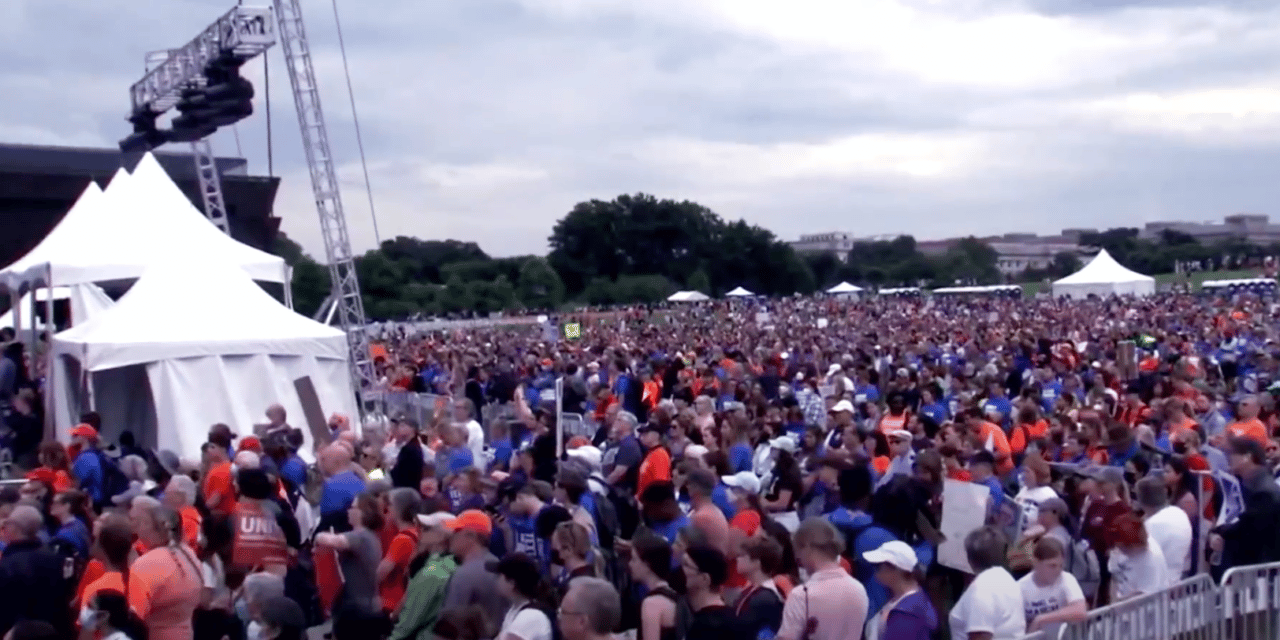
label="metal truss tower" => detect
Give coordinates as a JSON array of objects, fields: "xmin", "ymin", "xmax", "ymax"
[
  {"xmin": 126, "ymin": 3, "xmax": 376, "ymax": 400},
  {"xmin": 271, "ymin": 0, "xmax": 375, "ymax": 392}
]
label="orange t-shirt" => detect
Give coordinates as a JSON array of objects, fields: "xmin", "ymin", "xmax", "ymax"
[
  {"xmin": 76, "ymin": 559, "xmax": 108, "ymax": 609},
  {"xmin": 180, "ymin": 506, "xmax": 202, "ymax": 549},
  {"xmin": 978, "ymin": 422, "xmax": 1014, "ymax": 476},
  {"xmin": 1226, "ymin": 419, "xmax": 1268, "ymax": 446},
  {"xmin": 636, "ymin": 447, "xmax": 672, "ymax": 499},
  {"xmin": 725, "ymin": 510, "xmax": 763, "ymax": 588},
  {"xmin": 81, "ymin": 570, "xmax": 125, "ymax": 612},
  {"xmin": 128, "ymin": 545, "xmax": 203, "ymax": 640},
  {"xmin": 878, "ymin": 411, "xmax": 910, "ymax": 435},
  {"xmin": 1010, "ymin": 420, "xmax": 1049, "ymax": 455},
  {"xmin": 201, "ymin": 462, "xmax": 237, "ymax": 516},
  {"xmin": 379, "ymin": 528, "xmax": 418, "ymax": 612}
]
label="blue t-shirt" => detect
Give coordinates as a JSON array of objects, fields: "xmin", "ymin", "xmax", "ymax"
[
  {"xmin": 729, "ymin": 444, "xmax": 753, "ymax": 474},
  {"xmin": 444, "ymin": 447, "xmax": 475, "ymax": 475},
  {"xmin": 280, "ymin": 455, "xmax": 307, "ymax": 490},
  {"xmin": 71, "ymin": 452, "xmax": 104, "ymax": 505},
  {"xmin": 319, "ymin": 470, "xmax": 365, "ymax": 517},
  {"xmin": 712, "ymin": 483, "xmax": 737, "ymax": 519},
  {"xmin": 53, "ymin": 519, "xmax": 91, "ymax": 559},
  {"xmin": 648, "ymin": 513, "xmax": 690, "ymax": 545}
]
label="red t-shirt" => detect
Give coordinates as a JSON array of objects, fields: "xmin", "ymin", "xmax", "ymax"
[
  {"xmin": 725, "ymin": 510, "xmax": 763, "ymax": 588},
  {"xmin": 379, "ymin": 528, "xmax": 418, "ymax": 612}
]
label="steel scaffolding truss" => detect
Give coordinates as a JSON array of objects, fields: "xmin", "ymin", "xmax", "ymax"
[
  {"xmin": 272, "ymin": 0, "xmax": 375, "ymax": 391},
  {"xmin": 126, "ymin": 2, "xmax": 375, "ymax": 403}
]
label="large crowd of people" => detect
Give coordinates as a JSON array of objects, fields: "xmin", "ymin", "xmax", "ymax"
[{"xmin": 1, "ymin": 291, "xmax": 1280, "ymax": 640}]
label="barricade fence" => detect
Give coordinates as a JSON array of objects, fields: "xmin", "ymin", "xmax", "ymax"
[{"xmin": 1017, "ymin": 561, "xmax": 1280, "ymax": 640}]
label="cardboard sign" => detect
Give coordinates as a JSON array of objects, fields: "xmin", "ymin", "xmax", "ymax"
[{"xmin": 294, "ymin": 376, "xmax": 330, "ymax": 452}]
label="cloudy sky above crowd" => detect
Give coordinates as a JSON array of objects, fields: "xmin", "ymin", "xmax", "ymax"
[{"xmin": 4, "ymin": 0, "xmax": 1280, "ymax": 257}]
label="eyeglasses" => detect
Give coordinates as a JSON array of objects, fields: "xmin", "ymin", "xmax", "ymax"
[{"xmin": 557, "ymin": 608, "xmax": 585, "ymax": 618}]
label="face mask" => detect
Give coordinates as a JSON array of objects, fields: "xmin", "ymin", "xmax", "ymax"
[{"xmin": 78, "ymin": 607, "xmax": 99, "ymax": 628}]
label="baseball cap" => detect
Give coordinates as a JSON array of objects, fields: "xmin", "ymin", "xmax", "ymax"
[
  {"xmin": 721, "ymin": 471, "xmax": 761, "ymax": 495},
  {"xmin": 683, "ymin": 444, "xmax": 709, "ymax": 461},
  {"xmin": 863, "ymin": 540, "xmax": 919, "ymax": 572},
  {"xmin": 887, "ymin": 430, "xmax": 913, "ymax": 441},
  {"xmin": 238, "ymin": 436, "xmax": 262, "ymax": 453},
  {"xmin": 829, "ymin": 400, "xmax": 855, "ymax": 414},
  {"xmin": 417, "ymin": 512, "xmax": 457, "ymax": 529},
  {"xmin": 69, "ymin": 423, "xmax": 97, "ymax": 439},
  {"xmin": 445, "ymin": 509, "xmax": 493, "ymax": 536},
  {"xmin": 769, "ymin": 436, "xmax": 798, "ymax": 453},
  {"xmin": 1081, "ymin": 465, "xmax": 1125, "ymax": 486}
]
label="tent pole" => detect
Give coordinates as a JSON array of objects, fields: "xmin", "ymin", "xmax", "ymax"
[
  {"xmin": 44, "ymin": 268, "xmax": 55, "ymax": 439},
  {"xmin": 284, "ymin": 265, "xmax": 294, "ymax": 310},
  {"xmin": 9, "ymin": 290, "xmax": 19, "ymax": 336}
]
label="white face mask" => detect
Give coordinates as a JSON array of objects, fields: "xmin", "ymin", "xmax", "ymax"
[{"xmin": 78, "ymin": 606, "xmax": 100, "ymax": 628}]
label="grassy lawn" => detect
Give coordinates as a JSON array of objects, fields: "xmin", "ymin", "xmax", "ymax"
[{"xmin": 1020, "ymin": 269, "xmax": 1265, "ymax": 296}]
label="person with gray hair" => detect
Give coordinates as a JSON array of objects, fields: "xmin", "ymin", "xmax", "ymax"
[
  {"xmin": 241, "ymin": 572, "xmax": 286, "ymax": 640},
  {"xmin": 559, "ymin": 577, "xmax": 621, "ymax": 640},
  {"xmin": 603, "ymin": 411, "xmax": 643, "ymax": 493},
  {"xmin": 0, "ymin": 504, "xmax": 70, "ymax": 637},
  {"xmin": 949, "ymin": 526, "xmax": 1026, "ymax": 640},
  {"xmin": 1136, "ymin": 475, "xmax": 1192, "ymax": 584}
]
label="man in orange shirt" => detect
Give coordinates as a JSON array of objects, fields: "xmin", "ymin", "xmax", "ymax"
[
  {"xmin": 200, "ymin": 442, "xmax": 236, "ymax": 517},
  {"xmin": 635, "ymin": 423, "xmax": 671, "ymax": 500},
  {"xmin": 965, "ymin": 410, "xmax": 1013, "ymax": 477},
  {"xmin": 1224, "ymin": 395, "xmax": 1269, "ymax": 446},
  {"xmin": 161, "ymin": 475, "xmax": 202, "ymax": 549},
  {"xmin": 377, "ymin": 488, "xmax": 422, "ymax": 614}
]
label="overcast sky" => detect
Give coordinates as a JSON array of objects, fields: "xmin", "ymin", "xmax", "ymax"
[{"xmin": 4, "ymin": 0, "xmax": 1280, "ymax": 258}]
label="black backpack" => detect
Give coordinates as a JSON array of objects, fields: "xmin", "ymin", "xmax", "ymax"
[{"xmin": 90, "ymin": 450, "xmax": 132, "ymax": 509}]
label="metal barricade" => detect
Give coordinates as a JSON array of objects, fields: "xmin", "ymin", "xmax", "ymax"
[
  {"xmin": 1060, "ymin": 574, "xmax": 1217, "ymax": 640},
  {"xmin": 560, "ymin": 413, "xmax": 594, "ymax": 440},
  {"xmin": 1218, "ymin": 561, "xmax": 1280, "ymax": 640},
  {"xmin": 481, "ymin": 401, "xmax": 516, "ymax": 427}
]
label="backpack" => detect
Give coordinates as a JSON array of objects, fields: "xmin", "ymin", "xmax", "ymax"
[
  {"xmin": 587, "ymin": 475, "xmax": 623, "ymax": 550},
  {"xmin": 91, "ymin": 450, "xmax": 132, "ymax": 509},
  {"xmin": 1066, "ymin": 537, "xmax": 1101, "ymax": 600}
]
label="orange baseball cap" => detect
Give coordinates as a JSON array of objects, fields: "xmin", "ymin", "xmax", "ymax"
[
  {"xmin": 69, "ymin": 423, "xmax": 98, "ymax": 439},
  {"xmin": 445, "ymin": 509, "xmax": 493, "ymax": 536},
  {"xmin": 567, "ymin": 436, "xmax": 591, "ymax": 450}
]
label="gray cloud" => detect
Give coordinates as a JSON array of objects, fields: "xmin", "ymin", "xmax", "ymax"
[{"xmin": 4, "ymin": 0, "xmax": 1280, "ymax": 258}]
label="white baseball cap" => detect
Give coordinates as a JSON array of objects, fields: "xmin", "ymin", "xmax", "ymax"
[
  {"xmin": 721, "ymin": 471, "xmax": 761, "ymax": 495},
  {"xmin": 829, "ymin": 400, "xmax": 855, "ymax": 414},
  {"xmin": 683, "ymin": 444, "xmax": 709, "ymax": 461},
  {"xmin": 887, "ymin": 430, "xmax": 913, "ymax": 441},
  {"xmin": 416, "ymin": 512, "xmax": 457, "ymax": 529},
  {"xmin": 769, "ymin": 436, "xmax": 798, "ymax": 453},
  {"xmin": 863, "ymin": 540, "xmax": 918, "ymax": 572}
]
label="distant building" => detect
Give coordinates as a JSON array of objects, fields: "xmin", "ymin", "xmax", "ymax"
[
  {"xmin": 0, "ymin": 142, "xmax": 280, "ymax": 270},
  {"xmin": 789, "ymin": 232, "xmax": 856, "ymax": 258},
  {"xmin": 916, "ymin": 233, "xmax": 1084, "ymax": 275},
  {"xmin": 1139, "ymin": 214, "xmax": 1280, "ymax": 245}
]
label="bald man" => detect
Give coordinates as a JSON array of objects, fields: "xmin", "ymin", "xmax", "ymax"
[{"xmin": 0, "ymin": 505, "xmax": 71, "ymax": 636}]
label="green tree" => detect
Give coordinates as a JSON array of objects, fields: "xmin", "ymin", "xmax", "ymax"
[
  {"xmin": 686, "ymin": 269, "xmax": 711, "ymax": 293},
  {"xmin": 268, "ymin": 234, "xmax": 330, "ymax": 317},
  {"xmin": 518, "ymin": 257, "xmax": 565, "ymax": 309},
  {"xmin": 615, "ymin": 275, "xmax": 677, "ymax": 303}
]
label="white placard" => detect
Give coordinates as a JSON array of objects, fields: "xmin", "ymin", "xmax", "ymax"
[
  {"xmin": 816, "ymin": 318, "xmax": 829, "ymax": 329},
  {"xmin": 938, "ymin": 479, "xmax": 991, "ymax": 574}
]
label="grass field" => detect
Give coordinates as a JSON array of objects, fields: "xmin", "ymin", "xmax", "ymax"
[{"xmin": 1020, "ymin": 269, "xmax": 1262, "ymax": 295}]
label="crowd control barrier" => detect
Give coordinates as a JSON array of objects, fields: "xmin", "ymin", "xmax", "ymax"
[{"xmin": 1015, "ymin": 561, "xmax": 1280, "ymax": 640}]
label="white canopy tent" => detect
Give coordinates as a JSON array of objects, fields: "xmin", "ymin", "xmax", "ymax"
[
  {"xmin": 1051, "ymin": 249, "xmax": 1155, "ymax": 299},
  {"xmin": 0, "ymin": 284, "xmax": 114, "ymax": 335},
  {"xmin": 50, "ymin": 261, "xmax": 354, "ymax": 457},
  {"xmin": 725, "ymin": 286, "xmax": 754, "ymax": 297},
  {"xmin": 826, "ymin": 281, "xmax": 863, "ymax": 295},
  {"xmin": 667, "ymin": 290, "xmax": 710, "ymax": 302},
  {"xmin": 0, "ymin": 153, "xmax": 289, "ymax": 292}
]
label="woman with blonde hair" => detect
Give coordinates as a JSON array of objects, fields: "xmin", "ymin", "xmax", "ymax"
[{"xmin": 551, "ymin": 521, "xmax": 596, "ymax": 599}]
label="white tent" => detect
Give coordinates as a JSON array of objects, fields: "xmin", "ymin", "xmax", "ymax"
[
  {"xmin": 725, "ymin": 286, "xmax": 754, "ymax": 297},
  {"xmin": 0, "ymin": 284, "xmax": 114, "ymax": 334},
  {"xmin": 1051, "ymin": 249, "xmax": 1155, "ymax": 299},
  {"xmin": 50, "ymin": 261, "xmax": 354, "ymax": 456},
  {"xmin": 0, "ymin": 153, "xmax": 288, "ymax": 291},
  {"xmin": 826, "ymin": 281, "xmax": 863, "ymax": 295},
  {"xmin": 667, "ymin": 290, "xmax": 710, "ymax": 302}
]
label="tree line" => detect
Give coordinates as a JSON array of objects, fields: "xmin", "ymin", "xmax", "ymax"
[{"xmin": 271, "ymin": 194, "xmax": 1274, "ymax": 320}]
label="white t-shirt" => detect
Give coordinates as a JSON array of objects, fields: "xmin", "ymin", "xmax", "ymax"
[
  {"xmin": 1014, "ymin": 486, "xmax": 1059, "ymax": 527},
  {"xmin": 1108, "ymin": 544, "xmax": 1166, "ymax": 600},
  {"xmin": 950, "ymin": 567, "xmax": 1027, "ymax": 640},
  {"xmin": 500, "ymin": 604, "xmax": 553, "ymax": 640},
  {"xmin": 464, "ymin": 419, "xmax": 486, "ymax": 463},
  {"xmin": 1017, "ymin": 571, "xmax": 1085, "ymax": 623},
  {"xmin": 1144, "ymin": 505, "xmax": 1192, "ymax": 584}
]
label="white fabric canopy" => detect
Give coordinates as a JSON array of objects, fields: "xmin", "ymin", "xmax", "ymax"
[
  {"xmin": 826, "ymin": 281, "xmax": 863, "ymax": 294},
  {"xmin": 50, "ymin": 261, "xmax": 353, "ymax": 455},
  {"xmin": 1051, "ymin": 249, "xmax": 1155, "ymax": 299},
  {"xmin": 667, "ymin": 290, "xmax": 710, "ymax": 302},
  {"xmin": 0, "ymin": 153, "xmax": 287, "ymax": 290},
  {"xmin": 0, "ymin": 284, "xmax": 114, "ymax": 332},
  {"xmin": 725, "ymin": 286, "xmax": 754, "ymax": 297}
]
